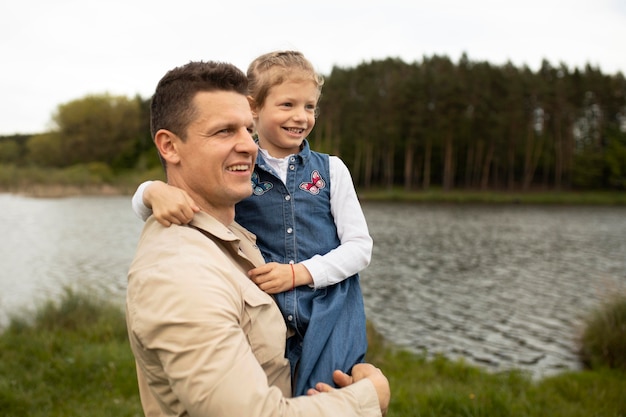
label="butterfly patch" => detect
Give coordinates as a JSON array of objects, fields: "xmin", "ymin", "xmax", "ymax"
[
  {"xmin": 251, "ymin": 172, "xmax": 273, "ymax": 195},
  {"xmin": 299, "ymin": 170, "xmax": 326, "ymax": 195}
]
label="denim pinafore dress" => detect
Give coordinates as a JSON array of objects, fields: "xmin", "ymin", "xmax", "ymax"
[{"xmin": 235, "ymin": 141, "xmax": 367, "ymax": 396}]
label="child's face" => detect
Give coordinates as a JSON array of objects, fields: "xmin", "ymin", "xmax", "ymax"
[{"xmin": 253, "ymin": 78, "xmax": 319, "ymax": 158}]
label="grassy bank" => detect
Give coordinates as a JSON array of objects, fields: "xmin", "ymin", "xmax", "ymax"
[
  {"xmin": 0, "ymin": 291, "xmax": 142, "ymax": 417},
  {"xmin": 1, "ymin": 164, "xmax": 625, "ymax": 204},
  {"xmin": 1, "ymin": 291, "xmax": 625, "ymax": 416},
  {"xmin": 0, "ymin": 164, "xmax": 164, "ymax": 198},
  {"xmin": 5, "ymin": 184, "xmax": 626, "ymax": 206},
  {"xmin": 366, "ymin": 323, "xmax": 626, "ymax": 416},
  {"xmin": 358, "ymin": 187, "xmax": 626, "ymax": 205}
]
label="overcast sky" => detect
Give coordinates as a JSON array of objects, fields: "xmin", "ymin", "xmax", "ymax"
[{"xmin": 2, "ymin": 0, "xmax": 625, "ymax": 135}]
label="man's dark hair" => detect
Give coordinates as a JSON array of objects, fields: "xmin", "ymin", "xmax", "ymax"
[{"xmin": 150, "ymin": 61, "xmax": 248, "ymax": 140}]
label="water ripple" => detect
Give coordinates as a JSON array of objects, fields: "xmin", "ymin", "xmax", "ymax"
[
  {"xmin": 360, "ymin": 202, "xmax": 626, "ymax": 378},
  {"xmin": 2, "ymin": 195, "xmax": 625, "ymax": 379}
]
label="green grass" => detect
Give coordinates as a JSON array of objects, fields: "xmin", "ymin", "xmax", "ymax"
[
  {"xmin": 0, "ymin": 164, "xmax": 164, "ymax": 197},
  {"xmin": 1, "ymin": 291, "xmax": 625, "ymax": 417},
  {"xmin": 579, "ymin": 294, "xmax": 626, "ymax": 371},
  {"xmin": 366, "ymin": 322, "xmax": 626, "ymax": 416},
  {"xmin": 358, "ymin": 187, "xmax": 626, "ymax": 205},
  {"xmin": 1, "ymin": 163, "xmax": 625, "ymax": 205},
  {"xmin": 0, "ymin": 290, "xmax": 143, "ymax": 417}
]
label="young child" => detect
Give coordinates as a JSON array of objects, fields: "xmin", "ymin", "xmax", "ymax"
[{"xmin": 132, "ymin": 51, "xmax": 373, "ymax": 396}]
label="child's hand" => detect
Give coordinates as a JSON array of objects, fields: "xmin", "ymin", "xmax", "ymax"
[
  {"xmin": 248, "ymin": 262, "xmax": 313, "ymax": 294},
  {"xmin": 144, "ymin": 180, "xmax": 199, "ymax": 227}
]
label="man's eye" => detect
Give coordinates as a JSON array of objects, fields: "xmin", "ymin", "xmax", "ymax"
[{"xmin": 215, "ymin": 128, "xmax": 233, "ymax": 136}]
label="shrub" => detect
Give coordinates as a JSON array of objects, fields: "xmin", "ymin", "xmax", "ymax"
[{"xmin": 579, "ymin": 294, "xmax": 626, "ymax": 371}]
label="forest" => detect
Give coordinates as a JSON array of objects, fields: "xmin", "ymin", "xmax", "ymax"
[{"xmin": 1, "ymin": 53, "xmax": 625, "ymax": 191}]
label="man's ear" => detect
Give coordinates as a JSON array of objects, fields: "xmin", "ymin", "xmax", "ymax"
[{"xmin": 154, "ymin": 129, "xmax": 181, "ymax": 165}]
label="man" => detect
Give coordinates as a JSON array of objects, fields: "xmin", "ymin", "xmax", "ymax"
[{"xmin": 126, "ymin": 60, "xmax": 390, "ymax": 416}]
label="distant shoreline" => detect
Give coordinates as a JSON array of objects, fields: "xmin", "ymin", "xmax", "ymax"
[
  {"xmin": 3, "ymin": 184, "xmax": 625, "ymax": 205},
  {"xmin": 1, "ymin": 184, "xmax": 130, "ymax": 198}
]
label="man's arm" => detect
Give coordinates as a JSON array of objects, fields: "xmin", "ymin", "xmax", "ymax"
[{"xmin": 309, "ymin": 365, "xmax": 390, "ymax": 417}]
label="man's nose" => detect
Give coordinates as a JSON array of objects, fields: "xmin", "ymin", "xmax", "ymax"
[{"xmin": 236, "ymin": 128, "xmax": 257, "ymax": 151}]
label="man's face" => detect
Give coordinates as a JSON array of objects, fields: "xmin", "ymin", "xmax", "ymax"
[{"xmin": 175, "ymin": 90, "xmax": 257, "ymax": 213}]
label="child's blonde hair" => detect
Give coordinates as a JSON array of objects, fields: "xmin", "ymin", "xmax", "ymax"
[{"xmin": 246, "ymin": 51, "xmax": 324, "ymax": 110}]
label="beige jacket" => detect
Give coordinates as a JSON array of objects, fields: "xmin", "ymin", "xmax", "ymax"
[{"xmin": 126, "ymin": 212, "xmax": 381, "ymax": 416}]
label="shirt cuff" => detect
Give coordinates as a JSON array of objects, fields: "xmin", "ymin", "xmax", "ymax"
[
  {"xmin": 300, "ymin": 257, "xmax": 327, "ymax": 289},
  {"xmin": 131, "ymin": 180, "xmax": 154, "ymax": 221}
]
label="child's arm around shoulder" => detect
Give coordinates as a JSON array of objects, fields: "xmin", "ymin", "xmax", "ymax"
[
  {"xmin": 131, "ymin": 180, "xmax": 199, "ymax": 226},
  {"xmin": 131, "ymin": 180, "xmax": 155, "ymax": 221}
]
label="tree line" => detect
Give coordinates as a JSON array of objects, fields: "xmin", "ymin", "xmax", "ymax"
[{"xmin": 1, "ymin": 54, "xmax": 625, "ymax": 191}]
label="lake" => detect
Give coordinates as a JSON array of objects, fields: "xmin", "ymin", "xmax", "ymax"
[{"xmin": 1, "ymin": 193, "xmax": 625, "ymax": 378}]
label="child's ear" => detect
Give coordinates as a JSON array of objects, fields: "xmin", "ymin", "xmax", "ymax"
[{"xmin": 247, "ymin": 95, "xmax": 259, "ymax": 118}]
